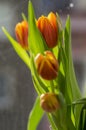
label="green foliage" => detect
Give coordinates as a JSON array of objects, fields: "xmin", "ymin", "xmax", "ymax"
[
  {"xmin": 27, "ymin": 97, "xmax": 44, "ymax": 130},
  {"xmin": 2, "ymin": 27, "xmax": 30, "ymax": 69},
  {"xmin": 28, "ymin": 1, "xmax": 48, "ymax": 55},
  {"xmin": 22, "ymin": 13, "xmax": 27, "ymax": 21},
  {"xmin": 2, "ymin": 1, "xmax": 86, "ymax": 130}
]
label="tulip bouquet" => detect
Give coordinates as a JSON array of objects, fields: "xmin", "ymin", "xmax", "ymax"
[{"xmin": 2, "ymin": 1, "xmax": 86, "ymax": 130}]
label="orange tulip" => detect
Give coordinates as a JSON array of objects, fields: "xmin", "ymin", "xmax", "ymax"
[
  {"xmin": 37, "ymin": 12, "xmax": 58, "ymax": 48},
  {"xmin": 40, "ymin": 93, "xmax": 60, "ymax": 112},
  {"xmin": 35, "ymin": 51, "xmax": 59, "ymax": 80},
  {"xmin": 15, "ymin": 21, "xmax": 28, "ymax": 50}
]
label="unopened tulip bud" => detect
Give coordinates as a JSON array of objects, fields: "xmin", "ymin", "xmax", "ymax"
[
  {"xmin": 40, "ymin": 93, "xmax": 60, "ymax": 112},
  {"xmin": 48, "ymin": 12, "xmax": 58, "ymax": 34},
  {"xmin": 35, "ymin": 51, "xmax": 59, "ymax": 80},
  {"xmin": 15, "ymin": 21, "xmax": 28, "ymax": 50},
  {"xmin": 37, "ymin": 12, "xmax": 58, "ymax": 48}
]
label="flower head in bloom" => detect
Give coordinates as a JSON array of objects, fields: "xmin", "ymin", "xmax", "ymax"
[
  {"xmin": 35, "ymin": 51, "xmax": 59, "ymax": 80},
  {"xmin": 40, "ymin": 93, "xmax": 60, "ymax": 112},
  {"xmin": 37, "ymin": 12, "xmax": 58, "ymax": 48},
  {"xmin": 15, "ymin": 21, "xmax": 28, "ymax": 50}
]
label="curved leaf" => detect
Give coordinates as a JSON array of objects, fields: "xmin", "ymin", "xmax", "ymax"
[
  {"xmin": 28, "ymin": 1, "xmax": 48, "ymax": 55},
  {"xmin": 27, "ymin": 97, "xmax": 44, "ymax": 130},
  {"xmin": 2, "ymin": 27, "xmax": 30, "ymax": 68}
]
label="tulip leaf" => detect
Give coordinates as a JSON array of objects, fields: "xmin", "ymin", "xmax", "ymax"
[
  {"xmin": 78, "ymin": 105, "xmax": 86, "ymax": 130},
  {"xmin": 64, "ymin": 15, "xmax": 82, "ymax": 129},
  {"xmin": 52, "ymin": 102, "xmax": 68, "ymax": 130},
  {"xmin": 22, "ymin": 13, "xmax": 27, "ymax": 21},
  {"xmin": 2, "ymin": 27, "xmax": 30, "ymax": 68},
  {"xmin": 27, "ymin": 96, "xmax": 44, "ymax": 130},
  {"xmin": 64, "ymin": 16, "xmax": 81, "ymax": 100},
  {"xmin": 72, "ymin": 98, "xmax": 86, "ymax": 105},
  {"xmin": 83, "ymin": 114, "xmax": 86, "ymax": 130},
  {"xmin": 47, "ymin": 114, "xmax": 58, "ymax": 130},
  {"xmin": 71, "ymin": 98, "xmax": 86, "ymax": 130},
  {"xmin": 28, "ymin": 1, "xmax": 48, "ymax": 55},
  {"xmin": 56, "ymin": 15, "xmax": 82, "ymax": 130}
]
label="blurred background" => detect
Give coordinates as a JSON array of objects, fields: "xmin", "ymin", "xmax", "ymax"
[{"xmin": 0, "ymin": 0, "xmax": 86, "ymax": 130}]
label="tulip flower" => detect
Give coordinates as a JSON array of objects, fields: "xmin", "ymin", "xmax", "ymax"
[
  {"xmin": 35, "ymin": 51, "xmax": 59, "ymax": 80},
  {"xmin": 15, "ymin": 21, "xmax": 28, "ymax": 50},
  {"xmin": 37, "ymin": 12, "xmax": 58, "ymax": 48},
  {"xmin": 40, "ymin": 93, "xmax": 60, "ymax": 112}
]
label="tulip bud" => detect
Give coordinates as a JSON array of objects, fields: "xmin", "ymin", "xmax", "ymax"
[
  {"xmin": 15, "ymin": 21, "xmax": 28, "ymax": 50},
  {"xmin": 37, "ymin": 12, "xmax": 58, "ymax": 48},
  {"xmin": 35, "ymin": 51, "xmax": 59, "ymax": 80},
  {"xmin": 40, "ymin": 93, "xmax": 60, "ymax": 112},
  {"xmin": 48, "ymin": 12, "xmax": 58, "ymax": 34}
]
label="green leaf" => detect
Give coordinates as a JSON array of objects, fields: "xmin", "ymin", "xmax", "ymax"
[
  {"xmin": 56, "ymin": 13, "xmax": 63, "ymax": 32},
  {"xmin": 83, "ymin": 114, "xmax": 86, "ymax": 130},
  {"xmin": 78, "ymin": 105, "xmax": 86, "ymax": 130},
  {"xmin": 52, "ymin": 107, "xmax": 67, "ymax": 130},
  {"xmin": 22, "ymin": 13, "xmax": 27, "ymax": 21},
  {"xmin": 28, "ymin": 1, "xmax": 48, "ymax": 55},
  {"xmin": 2, "ymin": 27, "xmax": 30, "ymax": 68},
  {"xmin": 49, "ymin": 94, "xmax": 64, "ymax": 130},
  {"xmin": 66, "ymin": 106, "xmax": 76, "ymax": 130},
  {"xmin": 27, "ymin": 96, "xmax": 44, "ymax": 130},
  {"xmin": 47, "ymin": 113, "xmax": 58, "ymax": 130},
  {"xmin": 64, "ymin": 15, "xmax": 82, "ymax": 129},
  {"xmin": 64, "ymin": 15, "xmax": 81, "ymax": 101},
  {"xmin": 72, "ymin": 98, "xmax": 86, "ymax": 105}
]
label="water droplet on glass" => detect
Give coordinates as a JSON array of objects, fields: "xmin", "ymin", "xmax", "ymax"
[{"xmin": 69, "ymin": 3, "xmax": 74, "ymax": 8}]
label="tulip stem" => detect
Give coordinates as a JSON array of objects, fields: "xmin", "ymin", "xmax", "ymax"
[{"xmin": 50, "ymin": 80, "xmax": 55, "ymax": 93}]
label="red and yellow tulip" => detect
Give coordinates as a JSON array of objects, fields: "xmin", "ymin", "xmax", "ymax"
[
  {"xmin": 35, "ymin": 51, "xmax": 59, "ymax": 80},
  {"xmin": 40, "ymin": 93, "xmax": 60, "ymax": 112},
  {"xmin": 15, "ymin": 21, "xmax": 29, "ymax": 50},
  {"xmin": 37, "ymin": 12, "xmax": 58, "ymax": 48}
]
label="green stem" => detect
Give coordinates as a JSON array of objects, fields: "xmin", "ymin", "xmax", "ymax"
[
  {"xmin": 50, "ymin": 80, "xmax": 55, "ymax": 93},
  {"xmin": 47, "ymin": 113, "xmax": 58, "ymax": 130}
]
